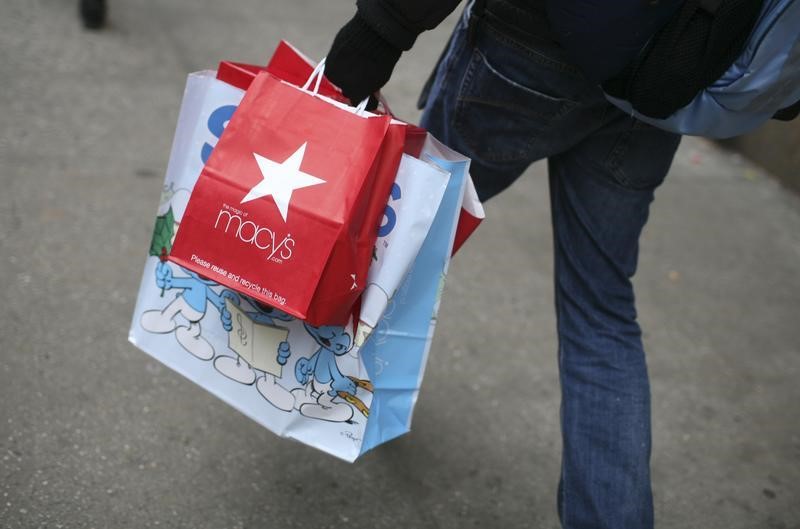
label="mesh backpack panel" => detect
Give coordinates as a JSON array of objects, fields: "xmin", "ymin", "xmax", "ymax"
[{"xmin": 604, "ymin": 0, "xmax": 764, "ymax": 119}]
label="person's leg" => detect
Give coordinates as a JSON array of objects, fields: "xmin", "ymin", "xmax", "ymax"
[
  {"xmin": 548, "ymin": 116, "xmax": 680, "ymax": 529},
  {"xmin": 420, "ymin": 2, "xmax": 681, "ymax": 528}
]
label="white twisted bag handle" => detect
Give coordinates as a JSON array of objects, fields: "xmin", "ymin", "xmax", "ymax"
[{"xmin": 301, "ymin": 57, "xmax": 371, "ymax": 114}]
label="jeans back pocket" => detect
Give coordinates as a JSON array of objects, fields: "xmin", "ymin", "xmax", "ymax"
[{"xmin": 454, "ymin": 47, "xmax": 577, "ymax": 164}]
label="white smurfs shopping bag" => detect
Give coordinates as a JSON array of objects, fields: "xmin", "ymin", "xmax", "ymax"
[{"xmin": 129, "ymin": 68, "xmax": 474, "ymax": 461}]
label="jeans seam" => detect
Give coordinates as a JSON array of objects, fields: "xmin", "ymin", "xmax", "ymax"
[
  {"xmin": 606, "ymin": 128, "xmax": 633, "ymax": 185},
  {"xmin": 469, "ymin": 49, "xmax": 579, "ymax": 108},
  {"xmin": 436, "ymin": 24, "xmax": 469, "ymax": 100},
  {"xmin": 552, "ymin": 173, "xmax": 568, "ymax": 528}
]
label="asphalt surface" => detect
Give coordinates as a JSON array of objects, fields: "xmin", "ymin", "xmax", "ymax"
[{"xmin": 1, "ymin": 1, "xmax": 799, "ymax": 528}]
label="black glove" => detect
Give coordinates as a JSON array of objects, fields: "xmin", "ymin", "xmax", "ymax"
[{"xmin": 325, "ymin": 12, "xmax": 402, "ymax": 105}]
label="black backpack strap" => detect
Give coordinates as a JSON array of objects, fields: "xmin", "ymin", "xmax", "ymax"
[{"xmin": 773, "ymin": 99, "xmax": 800, "ymax": 122}]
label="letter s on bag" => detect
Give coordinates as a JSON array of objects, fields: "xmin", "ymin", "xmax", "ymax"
[
  {"xmin": 378, "ymin": 183, "xmax": 402, "ymax": 237},
  {"xmin": 201, "ymin": 105, "xmax": 237, "ymax": 164}
]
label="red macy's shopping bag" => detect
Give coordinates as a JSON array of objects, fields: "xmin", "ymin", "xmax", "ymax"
[
  {"xmin": 254, "ymin": 41, "xmax": 485, "ymax": 256},
  {"xmin": 170, "ymin": 72, "xmax": 404, "ymax": 326}
]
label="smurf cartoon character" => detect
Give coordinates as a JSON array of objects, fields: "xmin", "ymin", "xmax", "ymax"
[
  {"xmin": 214, "ymin": 299, "xmax": 295, "ymax": 412},
  {"xmin": 140, "ymin": 262, "xmax": 239, "ymax": 360},
  {"xmin": 284, "ymin": 323, "xmax": 369, "ymax": 423},
  {"xmin": 139, "ymin": 185, "xmax": 239, "ymax": 360}
]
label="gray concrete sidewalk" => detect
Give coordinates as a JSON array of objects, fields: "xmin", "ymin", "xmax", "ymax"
[{"xmin": 1, "ymin": 1, "xmax": 799, "ymax": 528}]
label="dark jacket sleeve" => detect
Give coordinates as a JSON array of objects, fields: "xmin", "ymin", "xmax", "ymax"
[
  {"xmin": 324, "ymin": 0, "xmax": 462, "ymax": 101},
  {"xmin": 356, "ymin": 0, "xmax": 464, "ymax": 51}
]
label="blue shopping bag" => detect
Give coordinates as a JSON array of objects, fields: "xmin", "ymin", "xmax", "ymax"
[{"xmin": 359, "ymin": 145, "xmax": 470, "ymax": 454}]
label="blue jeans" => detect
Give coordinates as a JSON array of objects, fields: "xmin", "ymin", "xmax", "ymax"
[{"xmin": 420, "ymin": 5, "xmax": 681, "ymax": 529}]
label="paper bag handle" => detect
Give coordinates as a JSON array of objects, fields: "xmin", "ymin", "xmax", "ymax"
[{"xmin": 301, "ymin": 57, "xmax": 370, "ymax": 115}]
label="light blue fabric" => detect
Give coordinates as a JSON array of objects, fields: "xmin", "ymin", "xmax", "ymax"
[
  {"xmin": 360, "ymin": 157, "xmax": 467, "ymax": 455},
  {"xmin": 606, "ymin": 0, "xmax": 800, "ymax": 138}
]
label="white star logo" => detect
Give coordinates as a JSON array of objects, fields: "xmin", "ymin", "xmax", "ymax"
[
  {"xmin": 241, "ymin": 142, "xmax": 325, "ymax": 222},
  {"xmin": 350, "ymin": 274, "xmax": 358, "ymax": 291}
]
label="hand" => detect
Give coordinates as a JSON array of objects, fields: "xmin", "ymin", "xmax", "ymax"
[
  {"xmin": 276, "ymin": 341, "xmax": 291, "ymax": 366},
  {"xmin": 220, "ymin": 306, "xmax": 233, "ymax": 332},
  {"xmin": 325, "ymin": 13, "xmax": 402, "ymax": 105},
  {"xmin": 331, "ymin": 376, "xmax": 356, "ymax": 397},
  {"xmin": 155, "ymin": 261, "xmax": 173, "ymax": 290},
  {"xmin": 295, "ymin": 357, "xmax": 313, "ymax": 385}
]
